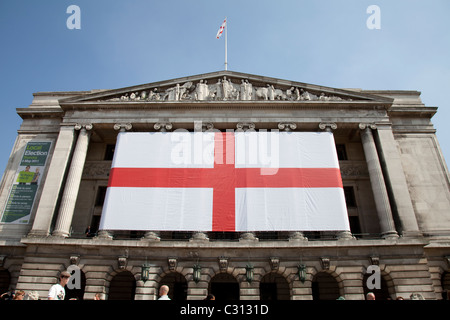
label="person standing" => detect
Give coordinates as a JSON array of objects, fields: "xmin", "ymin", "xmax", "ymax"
[
  {"xmin": 366, "ymin": 292, "xmax": 376, "ymax": 300},
  {"xmin": 48, "ymin": 271, "xmax": 71, "ymax": 300},
  {"xmin": 158, "ymin": 285, "xmax": 171, "ymax": 300}
]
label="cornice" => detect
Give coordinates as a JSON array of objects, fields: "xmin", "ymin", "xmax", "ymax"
[{"xmin": 58, "ymin": 100, "xmax": 393, "ymax": 112}]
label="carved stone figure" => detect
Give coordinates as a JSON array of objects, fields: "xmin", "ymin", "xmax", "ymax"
[
  {"xmin": 107, "ymin": 77, "xmax": 354, "ymax": 103},
  {"xmin": 222, "ymin": 77, "xmax": 233, "ymax": 100},
  {"xmin": 240, "ymin": 79, "xmax": 252, "ymax": 100},
  {"xmin": 214, "ymin": 79, "xmax": 223, "ymax": 100},
  {"xmin": 195, "ymin": 80, "xmax": 209, "ymax": 101}
]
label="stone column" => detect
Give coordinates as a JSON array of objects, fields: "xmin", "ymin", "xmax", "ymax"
[
  {"xmin": 28, "ymin": 125, "xmax": 76, "ymax": 237},
  {"xmin": 319, "ymin": 123, "xmax": 355, "ymax": 240},
  {"xmin": 97, "ymin": 123, "xmax": 133, "ymax": 240},
  {"xmin": 374, "ymin": 123, "xmax": 421, "ymax": 238},
  {"xmin": 359, "ymin": 123, "xmax": 398, "ymax": 239},
  {"xmin": 140, "ymin": 122, "xmax": 171, "ymax": 240},
  {"xmin": 277, "ymin": 122, "xmax": 308, "ymax": 241},
  {"xmin": 237, "ymin": 122, "xmax": 259, "ymax": 242},
  {"xmin": 52, "ymin": 124, "xmax": 93, "ymax": 237}
]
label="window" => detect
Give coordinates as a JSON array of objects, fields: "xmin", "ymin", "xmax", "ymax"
[
  {"xmin": 336, "ymin": 144, "xmax": 348, "ymax": 160},
  {"xmin": 344, "ymin": 186, "xmax": 357, "ymax": 208},
  {"xmin": 95, "ymin": 186, "xmax": 107, "ymax": 206},
  {"xmin": 104, "ymin": 144, "xmax": 115, "ymax": 160}
]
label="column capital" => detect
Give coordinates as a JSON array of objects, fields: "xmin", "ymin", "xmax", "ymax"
[
  {"xmin": 236, "ymin": 122, "xmax": 255, "ymax": 132},
  {"xmin": 278, "ymin": 122, "xmax": 297, "ymax": 131},
  {"xmin": 154, "ymin": 122, "xmax": 172, "ymax": 132},
  {"xmin": 358, "ymin": 123, "xmax": 377, "ymax": 130},
  {"xmin": 114, "ymin": 123, "xmax": 132, "ymax": 131},
  {"xmin": 74, "ymin": 123, "xmax": 93, "ymax": 131},
  {"xmin": 194, "ymin": 121, "xmax": 214, "ymax": 132},
  {"xmin": 319, "ymin": 122, "xmax": 337, "ymax": 131}
]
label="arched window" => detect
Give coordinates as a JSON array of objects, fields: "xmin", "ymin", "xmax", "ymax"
[
  {"xmin": 108, "ymin": 271, "xmax": 136, "ymax": 300},
  {"xmin": 260, "ymin": 272, "xmax": 290, "ymax": 300},
  {"xmin": 312, "ymin": 272, "xmax": 340, "ymax": 300},
  {"xmin": 159, "ymin": 272, "xmax": 187, "ymax": 300},
  {"xmin": 209, "ymin": 273, "xmax": 239, "ymax": 300}
]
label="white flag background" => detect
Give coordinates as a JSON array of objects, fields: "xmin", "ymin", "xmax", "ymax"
[{"xmin": 99, "ymin": 132, "xmax": 350, "ymax": 232}]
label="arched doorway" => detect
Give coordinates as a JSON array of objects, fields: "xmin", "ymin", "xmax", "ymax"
[
  {"xmin": 363, "ymin": 273, "xmax": 391, "ymax": 300},
  {"xmin": 260, "ymin": 272, "xmax": 290, "ymax": 300},
  {"xmin": 312, "ymin": 272, "xmax": 340, "ymax": 300},
  {"xmin": 108, "ymin": 271, "xmax": 136, "ymax": 300},
  {"xmin": 159, "ymin": 272, "xmax": 187, "ymax": 300},
  {"xmin": 0, "ymin": 269, "xmax": 10, "ymax": 295},
  {"xmin": 65, "ymin": 270, "xmax": 86, "ymax": 300},
  {"xmin": 209, "ymin": 273, "xmax": 239, "ymax": 300}
]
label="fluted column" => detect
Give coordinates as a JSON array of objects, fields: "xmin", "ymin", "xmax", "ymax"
[
  {"xmin": 359, "ymin": 123, "xmax": 398, "ymax": 239},
  {"xmin": 28, "ymin": 125, "xmax": 76, "ymax": 237},
  {"xmin": 97, "ymin": 123, "xmax": 133, "ymax": 240},
  {"xmin": 277, "ymin": 122, "xmax": 308, "ymax": 241},
  {"xmin": 319, "ymin": 123, "xmax": 355, "ymax": 240},
  {"xmin": 237, "ymin": 122, "xmax": 258, "ymax": 242},
  {"xmin": 52, "ymin": 124, "xmax": 93, "ymax": 237},
  {"xmin": 140, "ymin": 122, "xmax": 168, "ymax": 240}
]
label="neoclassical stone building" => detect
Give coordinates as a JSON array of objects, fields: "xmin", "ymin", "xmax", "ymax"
[{"xmin": 0, "ymin": 71, "xmax": 449, "ymax": 300}]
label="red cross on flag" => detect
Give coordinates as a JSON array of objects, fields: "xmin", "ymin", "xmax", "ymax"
[
  {"xmin": 99, "ymin": 131, "xmax": 350, "ymax": 232},
  {"xmin": 216, "ymin": 18, "xmax": 226, "ymax": 39}
]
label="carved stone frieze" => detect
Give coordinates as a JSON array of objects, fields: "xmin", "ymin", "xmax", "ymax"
[
  {"xmin": 102, "ymin": 77, "xmax": 354, "ymax": 103},
  {"xmin": 82, "ymin": 161, "xmax": 111, "ymax": 179},
  {"xmin": 339, "ymin": 161, "xmax": 369, "ymax": 179}
]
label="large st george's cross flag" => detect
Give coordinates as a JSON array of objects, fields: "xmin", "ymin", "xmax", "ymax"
[{"xmin": 99, "ymin": 131, "xmax": 350, "ymax": 232}]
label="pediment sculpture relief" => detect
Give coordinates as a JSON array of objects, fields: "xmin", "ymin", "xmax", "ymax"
[{"xmin": 104, "ymin": 77, "xmax": 352, "ymax": 102}]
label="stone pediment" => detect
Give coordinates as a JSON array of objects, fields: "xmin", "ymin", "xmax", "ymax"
[{"xmin": 59, "ymin": 70, "xmax": 393, "ymax": 104}]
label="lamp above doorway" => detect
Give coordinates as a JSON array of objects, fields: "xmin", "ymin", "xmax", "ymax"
[{"xmin": 141, "ymin": 261, "xmax": 150, "ymax": 283}]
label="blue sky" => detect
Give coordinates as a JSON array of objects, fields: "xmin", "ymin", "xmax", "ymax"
[{"xmin": 1, "ymin": 0, "xmax": 450, "ymax": 175}]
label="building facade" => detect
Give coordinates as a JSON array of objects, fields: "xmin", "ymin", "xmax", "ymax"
[{"xmin": 0, "ymin": 71, "xmax": 449, "ymax": 300}]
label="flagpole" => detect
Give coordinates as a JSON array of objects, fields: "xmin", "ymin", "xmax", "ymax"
[{"xmin": 224, "ymin": 17, "xmax": 228, "ymax": 71}]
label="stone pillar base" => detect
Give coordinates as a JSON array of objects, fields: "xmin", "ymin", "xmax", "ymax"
[
  {"xmin": 239, "ymin": 232, "xmax": 259, "ymax": 241},
  {"xmin": 288, "ymin": 231, "xmax": 308, "ymax": 241},
  {"xmin": 96, "ymin": 230, "xmax": 113, "ymax": 240},
  {"xmin": 141, "ymin": 231, "xmax": 161, "ymax": 241},
  {"xmin": 337, "ymin": 231, "xmax": 356, "ymax": 240},
  {"xmin": 189, "ymin": 232, "xmax": 209, "ymax": 241}
]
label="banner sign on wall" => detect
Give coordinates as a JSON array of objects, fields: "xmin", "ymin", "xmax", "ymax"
[
  {"xmin": 99, "ymin": 132, "xmax": 349, "ymax": 232},
  {"xmin": 1, "ymin": 141, "xmax": 52, "ymax": 224}
]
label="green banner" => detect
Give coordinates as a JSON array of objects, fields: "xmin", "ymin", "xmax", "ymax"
[{"xmin": 1, "ymin": 141, "xmax": 52, "ymax": 224}]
